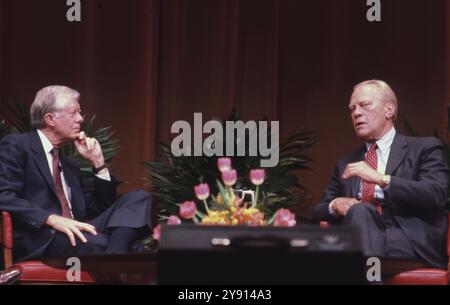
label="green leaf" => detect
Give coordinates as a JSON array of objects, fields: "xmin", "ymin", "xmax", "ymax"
[{"xmin": 216, "ymin": 179, "xmax": 229, "ymax": 207}]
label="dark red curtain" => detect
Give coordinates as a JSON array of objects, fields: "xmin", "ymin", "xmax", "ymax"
[{"xmin": 1, "ymin": 0, "xmax": 449, "ymax": 216}]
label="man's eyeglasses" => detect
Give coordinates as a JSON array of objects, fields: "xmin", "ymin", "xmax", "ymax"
[{"xmin": 53, "ymin": 110, "xmax": 85, "ymax": 119}]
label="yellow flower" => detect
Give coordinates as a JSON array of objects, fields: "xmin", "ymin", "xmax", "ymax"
[
  {"xmin": 201, "ymin": 210, "xmax": 232, "ymax": 225},
  {"xmin": 234, "ymin": 207, "xmax": 265, "ymax": 226}
]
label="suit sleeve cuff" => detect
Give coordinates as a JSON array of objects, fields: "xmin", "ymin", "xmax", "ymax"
[{"xmin": 34, "ymin": 210, "xmax": 53, "ymax": 229}]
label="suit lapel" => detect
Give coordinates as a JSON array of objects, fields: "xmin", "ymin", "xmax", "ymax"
[
  {"xmin": 350, "ymin": 145, "xmax": 366, "ymax": 197},
  {"xmin": 31, "ymin": 130, "xmax": 57, "ymax": 196},
  {"xmin": 385, "ymin": 133, "xmax": 408, "ymax": 175}
]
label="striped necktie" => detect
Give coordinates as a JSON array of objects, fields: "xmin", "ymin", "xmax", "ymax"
[
  {"xmin": 50, "ymin": 149, "xmax": 73, "ymax": 218},
  {"xmin": 361, "ymin": 143, "xmax": 382, "ymax": 214}
]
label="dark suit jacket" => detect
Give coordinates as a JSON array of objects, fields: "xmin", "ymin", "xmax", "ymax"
[
  {"xmin": 0, "ymin": 130, "xmax": 118, "ymax": 262},
  {"xmin": 313, "ymin": 132, "xmax": 449, "ymax": 269}
]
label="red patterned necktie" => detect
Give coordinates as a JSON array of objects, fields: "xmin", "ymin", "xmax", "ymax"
[
  {"xmin": 361, "ymin": 142, "xmax": 382, "ymax": 214},
  {"xmin": 50, "ymin": 149, "xmax": 73, "ymax": 218}
]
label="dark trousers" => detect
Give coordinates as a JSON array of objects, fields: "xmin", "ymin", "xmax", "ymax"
[
  {"xmin": 43, "ymin": 189, "xmax": 151, "ymax": 258},
  {"xmin": 343, "ymin": 203, "xmax": 419, "ymax": 260}
]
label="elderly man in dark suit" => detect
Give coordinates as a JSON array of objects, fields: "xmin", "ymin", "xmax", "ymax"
[
  {"xmin": 0, "ymin": 85, "xmax": 151, "ymax": 262},
  {"xmin": 313, "ymin": 80, "xmax": 449, "ymax": 269}
]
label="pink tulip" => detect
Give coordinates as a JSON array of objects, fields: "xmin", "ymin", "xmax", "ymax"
[
  {"xmin": 221, "ymin": 169, "xmax": 237, "ymax": 186},
  {"xmin": 179, "ymin": 201, "xmax": 197, "ymax": 219},
  {"xmin": 194, "ymin": 183, "xmax": 210, "ymax": 201},
  {"xmin": 274, "ymin": 209, "xmax": 296, "ymax": 227},
  {"xmin": 152, "ymin": 224, "xmax": 162, "ymax": 241},
  {"xmin": 250, "ymin": 169, "xmax": 265, "ymax": 186},
  {"xmin": 167, "ymin": 215, "xmax": 182, "ymax": 225},
  {"xmin": 217, "ymin": 157, "xmax": 232, "ymax": 172}
]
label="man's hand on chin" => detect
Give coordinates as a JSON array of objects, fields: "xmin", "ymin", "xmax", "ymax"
[
  {"xmin": 342, "ymin": 161, "xmax": 384, "ymax": 185},
  {"xmin": 73, "ymin": 131, "xmax": 105, "ymax": 168}
]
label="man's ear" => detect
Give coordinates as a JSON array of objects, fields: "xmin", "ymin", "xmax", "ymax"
[
  {"xmin": 385, "ymin": 103, "xmax": 395, "ymax": 120},
  {"xmin": 43, "ymin": 113, "xmax": 56, "ymax": 128}
]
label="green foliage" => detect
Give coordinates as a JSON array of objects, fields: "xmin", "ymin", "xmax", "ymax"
[
  {"xmin": 0, "ymin": 98, "xmax": 31, "ymax": 137},
  {"xmin": 0, "ymin": 99, "xmax": 119, "ymax": 177},
  {"xmin": 144, "ymin": 109, "xmax": 318, "ymax": 222}
]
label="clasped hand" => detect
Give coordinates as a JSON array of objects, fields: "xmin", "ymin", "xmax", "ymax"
[{"xmin": 331, "ymin": 161, "xmax": 383, "ymax": 216}]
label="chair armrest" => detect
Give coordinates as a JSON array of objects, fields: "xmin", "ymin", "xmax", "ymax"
[
  {"xmin": 1, "ymin": 211, "xmax": 14, "ymax": 268},
  {"xmin": 1, "ymin": 211, "xmax": 13, "ymax": 249}
]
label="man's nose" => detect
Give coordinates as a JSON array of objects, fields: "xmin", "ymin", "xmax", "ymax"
[
  {"xmin": 77, "ymin": 112, "xmax": 84, "ymax": 123},
  {"xmin": 352, "ymin": 106, "xmax": 362, "ymax": 118}
]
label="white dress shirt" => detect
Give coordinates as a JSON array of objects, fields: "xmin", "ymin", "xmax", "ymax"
[{"xmin": 358, "ymin": 126, "xmax": 396, "ymax": 200}]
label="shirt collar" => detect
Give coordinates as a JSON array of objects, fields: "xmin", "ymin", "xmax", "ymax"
[
  {"xmin": 365, "ymin": 127, "xmax": 396, "ymax": 154},
  {"xmin": 37, "ymin": 129, "xmax": 55, "ymax": 154}
]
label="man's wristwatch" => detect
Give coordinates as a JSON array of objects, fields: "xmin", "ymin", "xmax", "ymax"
[
  {"xmin": 92, "ymin": 164, "xmax": 106, "ymax": 174},
  {"xmin": 380, "ymin": 175, "xmax": 391, "ymax": 188}
]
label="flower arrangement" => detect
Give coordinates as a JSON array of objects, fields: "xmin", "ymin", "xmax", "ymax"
[
  {"xmin": 145, "ymin": 110, "xmax": 318, "ymax": 228},
  {"xmin": 152, "ymin": 157, "xmax": 297, "ymax": 241}
]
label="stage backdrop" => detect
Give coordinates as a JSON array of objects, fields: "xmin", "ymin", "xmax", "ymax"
[{"xmin": 1, "ymin": 0, "xmax": 449, "ymax": 217}]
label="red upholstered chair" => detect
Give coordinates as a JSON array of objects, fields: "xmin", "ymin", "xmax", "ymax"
[
  {"xmin": 320, "ymin": 215, "xmax": 450, "ymax": 285},
  {"xmin": 1, "ymin": 211, "xmax": 156, "ymax": 284},
  {"xmin": 383, "ymin": 213, "xmax": 450, "ymax": 285}
]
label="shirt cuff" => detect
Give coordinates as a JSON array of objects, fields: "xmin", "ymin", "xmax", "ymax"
[
  {"xmin": 95, "ymin": 169, "xmax": 111, "ymax": 181},
  {"xmin": 328, "ymin": 199, "xmax": 337, "ymax": 215}
]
